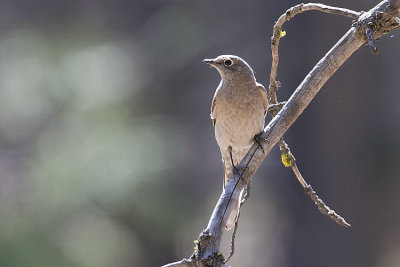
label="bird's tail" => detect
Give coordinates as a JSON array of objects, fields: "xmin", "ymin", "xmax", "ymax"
[
  {"xmin": 225, "ymin": 191, "xmax": 243, "ymax": 230},
  {"xmin": 223, "ymin": 161, "xmax": 243, "ymax": 230}
]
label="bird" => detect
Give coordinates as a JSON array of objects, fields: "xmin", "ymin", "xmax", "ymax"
[{"xmin": 203, "ymin": 55, "xmax": 269, "ymax": 230}]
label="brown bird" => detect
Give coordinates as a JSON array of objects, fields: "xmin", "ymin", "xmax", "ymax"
[{"xmin": 203, "ymin": 55, "xmax": 269, "ymax": 230}]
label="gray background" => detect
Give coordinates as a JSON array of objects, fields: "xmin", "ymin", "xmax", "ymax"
[{"xmin": 0, "ymin": 0, "xmax": 399, "ymax": 266}]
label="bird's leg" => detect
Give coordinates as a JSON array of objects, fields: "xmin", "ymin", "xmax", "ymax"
[
  {"xmin": 230, "ymin": 152, "xmax": 246, "ymax": 176},
  {"xmin": 229, "ymin": 152, "xmax": 239, "ymax": 175}
]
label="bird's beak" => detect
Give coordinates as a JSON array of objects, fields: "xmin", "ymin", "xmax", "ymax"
[{"xmin": 203, "ymin": 58, "xmax": 216, "ymax": 65}]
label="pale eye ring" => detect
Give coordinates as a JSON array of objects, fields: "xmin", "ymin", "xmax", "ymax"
[{"xmin": 224, "ymin": 59, "xmax": 233, "ymax": 67}]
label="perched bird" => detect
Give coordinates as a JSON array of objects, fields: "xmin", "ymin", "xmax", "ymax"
[{"xmin": 203, "ymin": 55, "xmax": 269, "ymax": 230}]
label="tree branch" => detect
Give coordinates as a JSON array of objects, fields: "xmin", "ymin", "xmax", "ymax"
[
  {"xmin": 269, "ymin": 3, "xmax": 361, "ymax": 102},
  {"xmin": 163, "ymin": 0, "xmax": 400, "ymax": 266},
  {"xmin": 267, "ymin": 1, "xmax": 398, "ymax": 229}
]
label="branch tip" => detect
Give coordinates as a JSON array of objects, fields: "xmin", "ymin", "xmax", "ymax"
[{"xmin": 304, "ymin": 185, "xmax": 351, "ymax": 227}]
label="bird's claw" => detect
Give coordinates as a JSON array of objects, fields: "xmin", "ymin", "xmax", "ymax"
[{"xmin": 254, "ymin": 133, "xmax": 266, "ymax": 154}]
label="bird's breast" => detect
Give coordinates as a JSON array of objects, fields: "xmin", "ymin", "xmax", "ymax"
[{"xmin": 214, "ymin": 86, "xmax": 265, "ymax": 149}]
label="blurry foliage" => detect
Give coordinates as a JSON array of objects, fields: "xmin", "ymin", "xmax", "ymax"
[{"xmin": 0, "ymin": 6, "xmax": 191, "ymax": 266}]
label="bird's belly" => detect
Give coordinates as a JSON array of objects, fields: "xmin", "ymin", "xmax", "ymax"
[{"xmin": 214, "ymin": 101, "xmax": 265, "ymax": 150}]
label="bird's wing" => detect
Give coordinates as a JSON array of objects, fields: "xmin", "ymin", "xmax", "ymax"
[
  {"xmin": 257, "ymin": 83, "xmax": 269, "ymax": 116},
  {"xmin": 211, "ymin": 96, "xmax": 217, "ymax": 127}
]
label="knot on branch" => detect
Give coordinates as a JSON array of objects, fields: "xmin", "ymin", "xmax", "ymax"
[
  {"xmin": 368, "ymin": 10, "xmax": 400, "ymax": 35},
  {"xmin": 193, "ymin": 230, "xmax": 213, "ymax": 257},
  {"xmin": 268, "ymin": 81, "xmax": 281, "ymax": 103},
  {"xmin": 353, "ymin": 7, "xmax": 400, "ymax": 54},
  {"xmin": 191, "ymin": 230, "xmax": 226, "ymax": 266},
  {"xmin": 270, "ymin": 80, "xmax": 281, "ymax": 93}
]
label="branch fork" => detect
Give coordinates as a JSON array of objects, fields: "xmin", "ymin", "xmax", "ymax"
[{"xmin": 163, "ymin": 1, "xmax": 400, "ymax": 266}]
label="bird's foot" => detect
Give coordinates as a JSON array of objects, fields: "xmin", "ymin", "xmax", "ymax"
[
  {"xmin": 230, "ymin": 152, "xmax": 247, "ymax": 176},
  {"xmin": 254, "ymin": 133, "xmax": 266, "ymax": 154}
]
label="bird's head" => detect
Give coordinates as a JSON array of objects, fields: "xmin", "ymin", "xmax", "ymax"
[{"xmin": 203, "ymin": 55, "xmax": 255, "ymax": 83}]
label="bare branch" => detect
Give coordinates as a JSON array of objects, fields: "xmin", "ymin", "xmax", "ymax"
[
  {"xmin": 268, "ymin": 2, "xmax": 357, "ymax": 227},
  {"xmin": 224, "ymin": 211, "xmax": 239, "ymax": 263},
  {"xmin": 304, "ymin": 183, "xmax": 351, "ymax": 227},
  {"xmin": 301, "ymin": 3, "xmax": 360, "ymax": 19},
  {"xmin": 267, "ymin": 102, "xmax": 286, "ymax": 113},
  {"xmin": 204, "ymin": 0, "xmax": 400, "ymax": 260},
  {"xmin": 162, "ymin": 259, "xmax": 229, "ymax": 267},
  {"xmin": 290, "ymin": 163, "xmax": 309, "ymax": 189},
  {"xmin": 162, "ymin": 259, "xmax": 194, "ymax": 267},
  {"xmin": 269, "ymin": 3, "xmax": 361, "ymax": 99},
  {"xmin": 278, "ymin": 128, "xmax": 350, "ymax": 226},
  {"xmin": 164, "ymin": 1, "xmax": 400, "ymax": 266}
]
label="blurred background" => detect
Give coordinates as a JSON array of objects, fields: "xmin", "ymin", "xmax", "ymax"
[{"xmin": 0, "ymin": 0, "xmax": 399, "ymax": 266}]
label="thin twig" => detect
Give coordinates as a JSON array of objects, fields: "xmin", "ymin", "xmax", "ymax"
[
  {"xmin": 301, "ymin": 3, "xmax": 360, "ymax": 19},
  {"xmin": 269, "ymin": 3, "xmax": 361, "ymax": 97},
  {"xmin": 224, "ymin": 211, "xmax": 239, "ymax": 263},
  {"xmin": 290, "ymin": 162, "xmax": 309, "ymax": 189},
  {"xmin": 267, "ymin": 3, "xmax": 360, "ymax": 227},
  {"xmin": 271, "ymin": 90, "xmax": 350, "ymax": 226},
  {"xmin": 304, "ymin": 184, "xmax": 351, "ymax": 227},
  {"xmin": 267, "ymin": 102, "xmax": 287, "ymax": 113}
]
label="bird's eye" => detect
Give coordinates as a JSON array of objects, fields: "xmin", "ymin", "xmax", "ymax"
[{"xmin": 224, "ymin": 59, "xmax": 233, "ymax": 67}]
